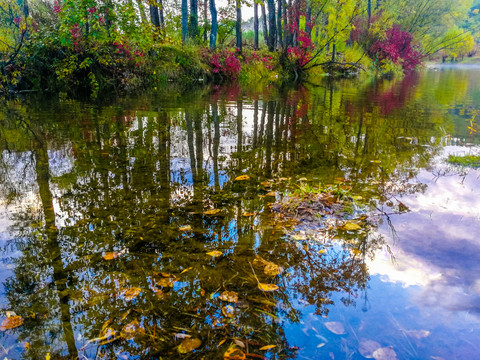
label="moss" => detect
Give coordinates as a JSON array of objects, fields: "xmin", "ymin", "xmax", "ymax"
[{"xmin": 447, "ymin": 155, "xmax": 480, "ymax": 168}]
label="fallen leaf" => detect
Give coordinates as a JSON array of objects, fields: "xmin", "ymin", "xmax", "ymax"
[
  {"xmin": 258, "ymin": 283, "xmax": 279, "ymax": 292},
  {"xmin": 178, "ymin": 337, "xmax": 202, "ymax": 354},
  {"xmin": 278, "ymin": 177, "xmax": 289, "ymax": 181},
  {"xmin": 121, "ymin": 319, "xmax": 145, "ymax": 340},
  {"xmin": 89, "ymin": 327, "xmax": 116, "ymax": 343},
  {"xmin": 235, "ymin": 175, "xmax": 250, "ymax": 181},
  {"xmin": 342, "ymin": 222, "xmax": 362, "ymax": 231},
  {"xmin": 180, "ymin": 267, "xmax": 193, "ymax": 275},
  {"xmin": 156, "ymin": 278, "xmax": 175, "ymax": 287},
  {"xmin": 291, "ymin": 234, "xmax": 307, "ymax": 241},
  {"xmin": 372, "ymin": 346, "xmax": 398, "ymax": 360},
  {"xmin": 359, "ymin": 339, "xmax": 382, "ymax": 358},
  {"xmin": 265, "ymin": 191, "xmax": 277, "ymax": 197},
  {"xmin": 234, "ymin": 339, "xmax": 245, "ymax": 348},
  {"xmin": 324, "ymin": 322, "xmax": 345, "ymax": 335},
  {"xmin": 219, "ymin": 291, "xmax": 239, "ymax": 303},
  {"xmin": 261, "ymin": 181, "xmax": 271, "ymax": 187},
  {"xmin": 0, "ymin": 316, "xmax": 24, "ymax": 331},
  {"xmin": 351, "ymin": 195, "xmax": 363, "ymax": 200},
  {"xmin": 317, "ymin": 343, "xmax": 326, "ymax": 348},
  {"xmin": 259, "ymin": 345, "xmax": 276, "ymax": 350},
  {"xmin": 205, "ymin": 209, "xmax": 222, "ymax": 215},
  {"xmin": 123, "ymin": 287, "xmax": 141, "ymax": 301},
  {"xmin": 103, "ymin": 251, "xmax": 123, "ymax": 260},
  {"xmin": 222, "ymin": 305, "xmax": 235, "ymax": 318},
  {"xmin": 218, "ymin": 339, "xmax": 227, "ymax": 346},
  {"xmin": 298, "ymin": 177, "xmax": 308, "ymax": 181},
  {"xmin": 152, "ymin": 288, "xmax": 165, "ymax": 298},
  {"xmin": 179, "ymin": 225, "xmax": 192, "ymax": 231},
  {"xmin": 174, "ymin": 333, "xmax": 192, "ymax": 340},
  {"xmin": 224, "ymin": 347, "xmax": 246, "ymax": 360},
  {"xmin": 264, "ymin": 262, "xmax": 283, "ymax": 276},
  {"xmin": 207, "ymin": 250, "xmax": 223, "ymax": 257},
  {"xmin": 242, "ymin": 212, "xmax": 255, "ymax": 217},
  {"xmin": 160, "ymin": 272, "xmax": 175, "ymax": 278}
]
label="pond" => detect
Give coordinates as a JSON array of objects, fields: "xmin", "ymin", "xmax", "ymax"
[{"xmin": 0, "ymin": 68, "xmax": 479, "ymax": 359}]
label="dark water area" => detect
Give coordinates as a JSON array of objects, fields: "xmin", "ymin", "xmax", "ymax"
[{"xmin": 0, "ymin": 68, "xmax": 479, "ymax": 359}]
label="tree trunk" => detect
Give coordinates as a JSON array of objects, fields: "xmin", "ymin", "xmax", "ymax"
[
  {"xmin": 159, "ymin": 0, "xmax": 165, "ymax": 30},
  {"xmin": 203, "ymin": 0, "xmax": 208, "ymax": 43},
  {"xmin": 254, "ymin": 2, "xmax": 259, "ymax": 49},
  {"xmin": 305, "ymin": 5, "xmax": 312, "ymax": 37},
  {"xmin": 236, "ymin": 0, "xmax": 242, "ymax": 51},
  {"xmin": 261, "ymin": 3, "xmax": 268, "ymax": 46},
  {"xmin": 277, "ymin": 0, "xmax": 283, "ymax": 48},
  {"xmin": 150, "ymin": 5, "xmax": 160, "ymax": 28},
  {"xmin": 190, "ymin": 0, "xmax": 199, "ymax": 40},
  {"xmin": 182, "ymin": 0, "xmax": 189, "ymax": 42},
  {"xmin": 137, "ymin": 0, "xmax": 147, "ymax": 23},
  {"xmin": 267, "ymin": 0, "xmax": 276, "ymax": 51},
  {"xmin": 367, "ymin": 0, "xmax": 371, "ymax": 27},
  {"xmin": 209, "ymin": 0, "xmax": 218, "ymax": 49}
]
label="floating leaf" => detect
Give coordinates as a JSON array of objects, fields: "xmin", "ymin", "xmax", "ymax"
[
  {"xmin": 291, "ymin": 234, "xmax": 307, "ymax": 241},
  {"xmin": 261, "ymin": 181, "xmax": 271, "ymax": 187},
  {"xmin": 205, "ymin": 209, "xmax": 222, "ymax": 215},
  {"xmin": 218, "ymin": 339, "xmax": 227, "ymax": 346},
  {"xmin": 123, "ymin": 287, "xmax": 141, "ymax": 301},
  {"xmin": 242, "ymin": 212, "xmax": 255, "ymax": 217},
  {"xmin": 224, "ymin": 347, "xmax": 246, "ymax": 360},
  {"xmin": 372, "ymin": 346, "xmax": 398, "ymax": 360},
  {"xmin": 156, "ymin": 278, "xmax": 175, "ymax": 287},
  {"xmin": 298, "ymin": 177, "xmax": 308, "ymax": 181},
  {"xmin": 152, "ymin": 288, "xmax": 165, "ymax": 298},
  {"xmin": 342, "ymin": 222, "xmax": 362, "ymax": 231},
  {"xmin": 179, "ymin": 225, "xmax": 192, "ymax": 231},
  {"xmin": 121, "ymin": 319, "xmax": 145, "ymax": 340},
  {"xmin": 103, "ymin": 249, "xmax": 126, "ymax": 260},
  {"xmin": 219, "ymin": 291, "xmax": 239, "ymax": 303},
  {"xmin": 235, "ymin": 175, "xmax": 250, "ymax": 181},
  {"xmin": 324, "ymin": 322, "xmax": 345, "ymax": 335},
  {"xmin": 359, "ymin": 339, "xmax": 382, "ymax": 358},
  {"xmin": 264, "ymin": 262, "xmax": 283, "ymax": 276},
  {"xmin": 207, "ymin": 250, "xmax": 223, "ymax": 257},
  {"xmin": 259, "ymin": 345, "xmax": 276, "ymax": 350},
  {"xmin": 258, "ymin": 283, "xmax": 279, "ymax": 292},
  {"xmin": 351, "ymin": 195, "xmax": 363, "ymax": 200},
  {"xmin": 174, "ymin": 333, "xmax": 192, "ymax": 340},
  {"xmin": 178, "ymin": 337, "xmax": 202, "ymax": 354},
  {"xmin": 265, "ymin": 191, "xmax": 277, "ymax": 197},
  {"xmin": 180, "ymin": 267, "xmax": 193, "ymax": 275},
  {"xmin": 234, "ymin": 339, "xmax": 245, "ymax": 348},
  {"xmin": 0, "ymin": 316, "xmax": 24, "ymax": 331},
  {"xmin": 222, "ymin": 305, "xmax": 235, "ymax": 318}
]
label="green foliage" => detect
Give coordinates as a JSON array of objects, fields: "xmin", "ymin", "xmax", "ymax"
[{"xmin": 447, "ymin": 154, "xmax": 480, "ymax": 167}]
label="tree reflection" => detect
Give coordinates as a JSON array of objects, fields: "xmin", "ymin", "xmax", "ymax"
[{"xmin": 0, "ymin": 76, "xmax": 454, "ymax": 359}]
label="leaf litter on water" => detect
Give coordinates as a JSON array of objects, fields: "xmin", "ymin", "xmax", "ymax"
[
  {"xmin": 177, "ymin": 337, "xmax": 202, "ymax": 354},
  {"xmin": 324, "ymin": 321, "xmax": 346, "ymax": 335}
]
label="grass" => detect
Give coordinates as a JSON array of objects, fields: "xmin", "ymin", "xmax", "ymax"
[{"xmin": 447, "ymin": 154, "xmax": 480, "ymax": 167}]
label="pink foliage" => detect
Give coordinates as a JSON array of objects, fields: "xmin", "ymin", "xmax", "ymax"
[
  {"xmin": 287, "ymin": 30, "xmax": 313, "ymax": 68},
  {"xmin": 369, "ymin": 25, "xmax": 422, "ymax": 71},
  {"xmin": 204, "ymin": 50, "xmax": 241, "ymax": 79}
]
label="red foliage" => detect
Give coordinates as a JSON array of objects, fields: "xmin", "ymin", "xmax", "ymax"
[
  {"xmin": 287, "ymin": 30, "xmax": 314, "ymax": 68},
  {"xmin": 203, "ymin": 50, "xmax": 241, "ymax": 79},
  {"xmin": 369, "ymin": 25, "xmax": 422, "ymax": 71}
]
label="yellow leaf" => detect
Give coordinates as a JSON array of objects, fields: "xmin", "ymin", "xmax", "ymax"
[
  {"xmin": 342, "ymin": 222, "xmax": 362, "ymax": 231},
  {"xmin": 180, "ymin": 267, "xmax": 193, "ymax": 275},
  {"xmin": 264, "ymin": 262, "xmax": 283, "ymax": 276},
  {"xmin": 242, "ymin": 212, "xmax": 255, "ymax": 217},
  {"xmin": 219, "ymin": 291, "xmax": 239, "ymax": 303},
  {"xmin": 224, "ymin": 347, "xmax": 246, "ymax": 359},
  {"xmin": 222, "ymin": 305, "xmax": 235, "ymax": 318},
  {"xmin": 179, "ymin": 225, "xmax": 192, "ymax": 231},
  {"xmin": 123, "ymin": 287, "xmax": 141, "ymax": 301},
  {"xmin": 259, "ymin": 345, "xmax": 277, "ymax": 350},
  {"xmin": 178, "ymin": 338, "xmax": 202, "ymax": 353},
  {"xmin": 261, "ymin": 181, "xmax": 271, "ymax": 187},
  {"xmin": 0, "ymin": 315, "xmax": 24, "ymax": 331},
  {"xmin": 218, "ymin": 339, "xmax": 227, "ymax": 346},
  {"xmin": 258, "ymin": 283, "xmax": 279, "ymax": 292},
  {"xmin": 121, "ymin": 319, "xmax": 145, "ymax": 340},
  {"xmin": 103, "ymin": 250, "xmax": 125, "ymax": 260},
  {"xmin": 265, "ymin": 191, "xmax": 277, "ymax": 197},
  {"xmin": 351, "ymin": 195, "xmax": 363, "ymax": 200},
  {"xmin": 205, "ymin": 209, "xmax": 222, "ymax": 215},
  {"xmin": 207, "ymin": 250, "xmax": 223, "ymax": 257},
  {"xmin": 156, "ymin": 278, "xmax": 175, "ymax": 287},
  {"xmin": 46, "ymin": 353, "xmax": 51, "ymax": 360},
  {"xmin": 235, "ymin": 175, "xmax": 250, "ymax": 181}
]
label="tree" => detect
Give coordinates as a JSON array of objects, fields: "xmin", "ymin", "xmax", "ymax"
[
  {"xmin": 236, "ymin": 0, "xmax": 242, "ymax": 50},
  {"xmin": 254, "ymin": 1, "xmax": 259, "ymax": 49},
  {"xmin": 210, "ymin": 0, "xmax": 218, "ymax": 49},
  {"xmin": 267, "ymin": 0, "xmax": 276, "ymax": 50},
  {"xmin": 182, "ymin": 0, "xmax": 189, "ymax": 42}
]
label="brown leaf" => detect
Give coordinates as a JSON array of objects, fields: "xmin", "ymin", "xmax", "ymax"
[
  {"xmin": 258, "ymin": 283, "xmax": 279, "ymax": 292},
  {"xmin": 121, "ymin": 319, "xmax": 145, "ymax": 340},
  {"xmin": 234, "ymin": 339, "xmax": 245, "ymax": 348},
  {"xmin": 264, "ymin": 262, "xmax": 283, "ymax": 276},
  {"xmin": 103, "ymin": 251, "xmax": 122, "ymax": 260},
  {"xmin": 324, "ymin": 321, "xmax": 345, "ymax": 335},
  {"xmin": 123, "ymin": 287, "xmax": 141, "ymax": 301},
  {"xmin": 219, "ymin": 291, "xmax": 239, "ymax": 303},
  {"xmin": 235, "ymin": 175, "xmax": 250, "ymax": 181},
  {"xmin": 265, "ymin": 191, "xmax": 277, "ymax": 197},
  {"xmin": 0, "ymin": 316, "xmax": 24, "ymax": 331},
  {"xmin": 178, "ymin": 338, "xmax": 202, "ymax": 354},
  {"xmin": 222, "ymin": 305, "xmax": 235, "ymax": 318},
  {"xmin": 156, "ymin": 278, "xmax": 175, "ymax": 287}
]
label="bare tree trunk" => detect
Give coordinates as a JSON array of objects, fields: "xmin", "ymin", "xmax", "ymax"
[
  {"xmin": 267, "ymin": 0, "xmax": 276, "ymax": 51},
  {"xmin": 182, "ymin": 0, "xmax": 189, "ymax": 42},
  {"xmin": 261, "ymin": 3, "xmax": 268, "ymax": 46},
  {"xmin": 305, "ymin": 5, "xmax": 312, "ymax": 38},
  {"xmin": 190, "ymin": 0, "xmax": 199, "ymax": 40},
  {"xmin": 277, "ymin": 0, "xmax": 283, "ymax": 48},
  {"xmin": 209, "ymin": 0, "xmax": 217, "ymax": 49},
  {"xmin": 254, "ymin": 2, "xmax": 259, "ymax": 49},
  {"xmin": 236, "ymin": 0, "xmax": 242, "ymax": 51},
  {"xmin": 150, "ymin": 5, "xmax": 160, "ymax": 28},
  {"xmin": 203, "ymin": 0, "xmax": 208, "ymax": 43}
]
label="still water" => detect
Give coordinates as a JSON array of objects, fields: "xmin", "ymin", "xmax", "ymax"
[{"xmin": 0, "ymin": 69, "xmax": 479, "ymax": 359}]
